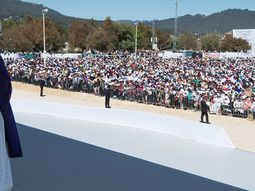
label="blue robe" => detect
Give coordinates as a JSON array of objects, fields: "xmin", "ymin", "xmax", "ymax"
[{"xmin": 0, "ymin": 55, "xmax": 22, "ymax": 158}]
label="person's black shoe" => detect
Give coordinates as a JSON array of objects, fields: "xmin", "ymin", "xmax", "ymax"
[
  {"xmin": 206, "ymin": 122, "xmax": 211, "ymax": 124},
  {"xmin": 200, "ymin": 121, "xmax": 204, "ymax": 123}
]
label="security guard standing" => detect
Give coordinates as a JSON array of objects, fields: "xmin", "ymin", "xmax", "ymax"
[
  {"xmin": 105, "ymin": 84, "xmax": 111, "ymax": 108},
  {"xmin": 39, "ymin": 74, "xmax": 46, "ymax": 97},
  {"xmin": 200, "ymin": 96, "xmax": 210, "ymax": 124}
]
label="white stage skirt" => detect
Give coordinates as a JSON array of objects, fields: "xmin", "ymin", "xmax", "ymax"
[{"xmin": 0, "ymin": 114, "xmax": 13, "ymax": 191}]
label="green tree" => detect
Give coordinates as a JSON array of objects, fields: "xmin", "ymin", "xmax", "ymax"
[
  {"xmin": 46, "ymin": 19, "xmax": 66, "ymax": 52},
  {"xmin": 13, "ymin": 24, "xmax": 34, "ymax": 51},
  {"xmin": 0, "ymin": 20, "xmax": 27, "ymax": 51},
  {"xmin": 177, "ymin": 33, "xmax": 197, "ymax": 50},
  {"xmin": 101, "ymin": 17, "xmax": 120, "ymax": 50},
  {"xmin": 86, "ymin": 17, "xmax": 120, "ymax": 51},
  {"xmin": 200, "ymin": 33, "xmax": 220, "ymax": 51},
  {"xmin": 156, "ymin": 29, "xmax": 172, "ymax": 50},
  {"xmin": 117, "ymin": 24, "xmax": 135, "ymax": 50},
  {"xmin": 137, "ymin": 23, "xmax": 152, "ymax": 50},
  {"xmin": 22, "ymin": 17, "xmax": 44, "ymax": 51},
  {"xmin": 69, "ymin": 20, "xmax": 95, "ymax": 51},
  {"xmin": 1, "ymin": 17, "xmax": 65, "ymax": 52},
  {"xmin": 221, "ymin": 34, "xmax": 251, "ymax": 52},
  {"xmin": 22, "ymin": 17, "xmax": 65, "ymax": 52},
  {"xmin": 87, "ymin": 29, "xmax": 108, "ymax": 51}
]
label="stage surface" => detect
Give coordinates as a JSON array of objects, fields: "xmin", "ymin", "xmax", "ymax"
[{"xmin": 11, "ymin": 100, "xmax": 255, "ymax": 190}]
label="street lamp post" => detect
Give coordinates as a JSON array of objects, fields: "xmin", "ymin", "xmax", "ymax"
[
  {"xmin": 0, "ymin": 20, "xmax": 2, "ymax": 37},
  {"xmin": 173, "ymin": 0, "xmax": 178, "ymax": 52},
  {"xmin": 135, "ymin": 23, "xmax": 138, "ymax": 57},
  {"xmin": 42, "ymin": 9, "xmax": 48, "ymax": 65}
]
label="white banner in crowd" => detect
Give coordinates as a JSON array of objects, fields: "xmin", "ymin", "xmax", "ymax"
[
  {"xmin": 161, "ymin": 51, "xmax": 255, "ymax": 59},
  {"xmin": 2, "ymin": 51, "xmax": 255, "ymax": 59},
  {"xmin": 159, "ymin": 52, "xmax": 186, "ymax": 58},
  {"xmin": 1, "ymin": 53, "xmax": 82, "ymax": 59},
  {"xmin": 0, "ymin": 53, "xmax": 20, "ymax": 59},
  {"xmin": 41, "ymin": 53, "xmax": 82, "ymax": 59}
]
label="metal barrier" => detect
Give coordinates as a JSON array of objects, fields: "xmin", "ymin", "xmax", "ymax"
[
  {"xmin": 247, "ymin": 111, "xmax": 254, "ymax": 121},
  {"xmin": 221, "ymin": 104, "xmax": 249, "ymax": 118}
]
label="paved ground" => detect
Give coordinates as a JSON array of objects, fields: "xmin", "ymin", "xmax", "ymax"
[{"xmin": 11, "ymin": 124, "xmax": 245, "ymax": 191}]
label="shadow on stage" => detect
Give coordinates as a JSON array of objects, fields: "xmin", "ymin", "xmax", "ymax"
[{"xmin": 11, "ymin": 124, "xmax": 245, "ymax": 191}]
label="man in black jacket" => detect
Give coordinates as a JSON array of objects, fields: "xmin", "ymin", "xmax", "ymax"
[
  {"xmin": 200, "ymin": 96, "xmax": 210, "ymax": 124},
  {"xmin": 105, "ymin": 84, "xmax": 111, "ymax": 108},
  {"xmin": 39, "ymin": 75, "xmax": 46, "ymax": 97}
]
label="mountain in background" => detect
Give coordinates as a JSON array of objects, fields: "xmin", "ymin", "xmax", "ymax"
[
  {"xmin": 1, "ymin": 0, "xmax": 255, "ymax": 34},
  {"xmin": 0, "ymin": 0, "xmax": 87, "ymax": 26},
  {"xmin": 155, "ymin": 9, "xmax": 255, "ymax": 34}
]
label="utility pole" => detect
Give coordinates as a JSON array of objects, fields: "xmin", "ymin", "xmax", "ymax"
[
  {"xmin": 173, "ymin": 0, "xmax": 178, "ymax": 52},
  {"xmin": 42, "ymin": 9, "xmax": 48, "ymax": 65},
  {"xmin": 135, "ymin": 23, "xmax": 138, "ymax": 57},
  {"xmin": 151, "ymin": 21, "xmax": 158, "ymax": 50},
  {"xmin": 0, "ymin": 20, "xmax": 2, "ymax": 38}
]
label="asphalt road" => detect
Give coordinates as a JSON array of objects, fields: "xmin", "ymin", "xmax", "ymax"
[{"xmin": 11, "ymin": 124, "xmax": 246, "ymax": 191}]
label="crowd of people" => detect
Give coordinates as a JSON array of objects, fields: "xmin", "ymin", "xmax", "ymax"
[{"xmin": 3, "ymin": 51, "xmax": 255, "ymax": 119}]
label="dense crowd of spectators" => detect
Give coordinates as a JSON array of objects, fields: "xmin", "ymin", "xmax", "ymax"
[{"xmin": 3, "ymin": 51, "xmax": 255, "ymax": 119}]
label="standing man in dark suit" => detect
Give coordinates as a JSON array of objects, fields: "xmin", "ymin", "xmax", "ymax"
[
  {"xmin": 200, "ymin": 96, "xmax": 210, "ymax": 124},
  {"xmin": 105, "ymin": 84, "xmax": 111, "ymax": 108},
  {"xmin": 39, "ymin": 74, "xmax": 46, "ymax": 97}
]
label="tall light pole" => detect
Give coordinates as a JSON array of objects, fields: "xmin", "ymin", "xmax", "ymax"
[
  {"xmin": 0, "ymin": 20, "xmax": 2, "ymax": 40},
  {"xmin": 135, "ymin": 22, "xmax": 138, "ymax": 57},
  {"xmin": 173, "ymin": 0, "xmax": 178, "ymax": 52},
  {"xmin": 0, "ymin": 20, "xmax": 2, "ymax": 35},
  {"xmin": 151, "ymin": 21, "xmax": 158, "ymax": 50},
  {"xmin": 42, "ymin": 9, "xmax": 48, "ymax": 65}
]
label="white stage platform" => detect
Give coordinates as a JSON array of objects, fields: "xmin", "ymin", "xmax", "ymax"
[
  {"xmin": 12, "ymin": 99, "xmax": 234, "ymax": 148},
  {"xmin": 12, "ymin": 99, "xmax": 255, "ymax": 190}
]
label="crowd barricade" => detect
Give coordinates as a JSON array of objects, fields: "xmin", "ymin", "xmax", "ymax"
[
  {"xmin": 247, "ymin": 111, "xmax": 255, "ymax": 121},
  {"xmin": 221, "ymin": 104, "xmax": 249, "ymax": 118},
  {"xmin": 220, "ymin": 105, "xmax": 233, "ymax": 116},
  {"xmin": 209, "ymin": 102, "xmax": 221, "ymax": 114},
  {"xmin": 232, "ymin": 106, "xmax": 248, "ymax": 118}
]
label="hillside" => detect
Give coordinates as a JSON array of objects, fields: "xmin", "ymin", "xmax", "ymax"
[
  {"xmin": 0, "ymin": 0, "xmax": 82, "ymax": 26},
  {"xmin": 155, "ymin": 9, "xmax": 255, "ymax": 34},
  {"xmin": 1, "ymin": 0, "xmax": 255, "ymax": 34}
]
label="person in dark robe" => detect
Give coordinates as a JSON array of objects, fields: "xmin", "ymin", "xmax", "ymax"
[
  {"xmin": 0, "ymin": 55, "xmax": 22, "ymax": 191},
  {"xmin": 0, "ymin": 55, "xmax": 22, "ymax": 157}
]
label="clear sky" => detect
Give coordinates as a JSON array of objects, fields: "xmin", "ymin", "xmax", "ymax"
[{"xmin": 23, "ymin": 0, "xmax": 255, "ymax": 21}]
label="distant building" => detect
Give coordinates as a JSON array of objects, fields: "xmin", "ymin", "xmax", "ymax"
[{"xmin": 233, "ymin": 29, "xmax": 255, "ymax": 52}]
